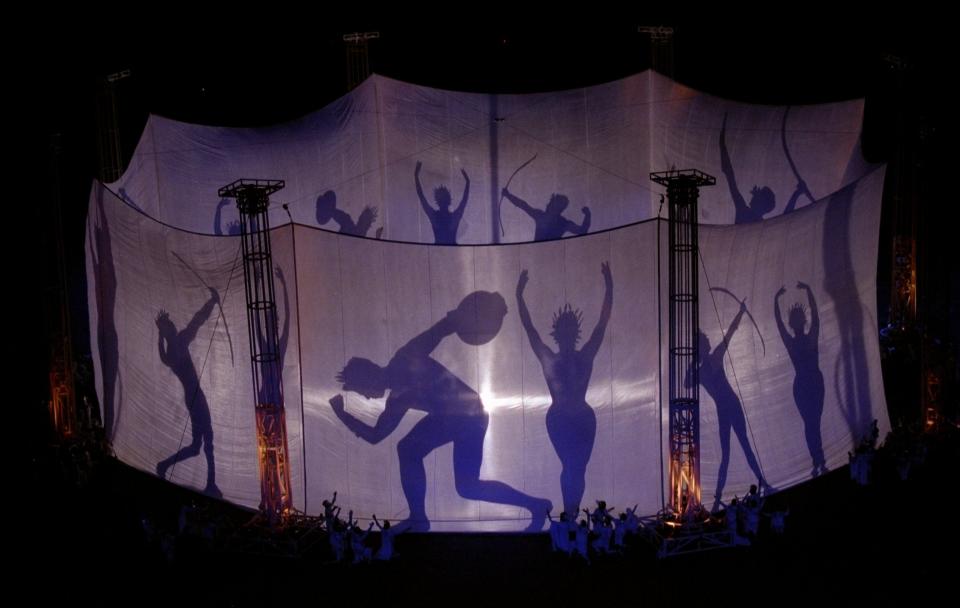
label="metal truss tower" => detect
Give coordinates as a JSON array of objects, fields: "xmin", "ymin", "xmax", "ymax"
[
  {"xmin": 218, "ymin": 179, "xmax": 292, "ymax": 523},
  {"xmin": 651, "ymin": 169, "xmax": 715, "ymax": 516},
  {"xmin": 343, "ymin": 31, "xmax": 379, "ymax": 91}
]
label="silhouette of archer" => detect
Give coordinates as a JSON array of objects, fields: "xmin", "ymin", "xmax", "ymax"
[
  {"xmin": 688, "ymin": 298, "xmax": 768, "ymax": 511},
  {"xmin": 155, "ymin": 288, "xmax": 222, "ymax": 498},
  {"xmin": 501, "ymin": 186, "xmax": 590, "ymax": 241},
  {"xmin": 720, "ymin": 113, "xmax": 808, "ymax": 223}
]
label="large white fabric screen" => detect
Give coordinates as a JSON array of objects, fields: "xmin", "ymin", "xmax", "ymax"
[
  {"xmin": 86, "ymin": 164, "xmax": 887, "ymax": 531},
  {"xmin": 107, "ymin": 72, "xmax": 872, "ymax": 242},
  {"xmin": 295, "ymin": 223, "xmax": 662, "ymax": 530},
  {"xmin": 85, "ymin": 186, "xmax": 306, "ymax": 509},
  {"xmin": 696, "ymin": 166, "xmax": 889, "ymax": 507}
]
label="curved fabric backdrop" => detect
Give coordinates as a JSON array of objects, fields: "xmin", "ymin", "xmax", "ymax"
[
  {"xmin": 107, "ymin": 71, "xmax": 873, "ymax": 242},
  {"xmin": 86, "ymin": 163, "xmax": 887, "ymax": 531}
]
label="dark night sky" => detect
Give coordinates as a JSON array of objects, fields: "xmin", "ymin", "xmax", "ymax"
[
  {"xmin": 31, "ymin": 18, "xmax": 946, "ymax": 172},
  {"xmin": 22, "ymin": 18, "xmax": 950, "ymax": 414}
]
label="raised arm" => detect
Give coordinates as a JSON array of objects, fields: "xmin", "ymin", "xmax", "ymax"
[
  {"xmin": 565, "ymin": 206, "xmax": 591, "ymax": 236},
  {"xmin": 774, "ymin": 285, "xmax": 790, "ymax": 344},
  {"xmin": 330, "ymin": 208, "xmax": 355, "ymax": 233},
  {"xmin": 329, "ymin": 392, "xmax": 409, "ymax": 445},
  {"xmin": 414, "ymin": 161, "xmax": 434, "ymax": 217},
  {"xmin": 516, "ymin": 270, "xmax": 550, "ymax": 360},
  {"xmin": 214, "ymin": 198, "xmax": 229, "ymax": 236},
  {"xmin": 396, "ymin": 314, "xmax": 457, "ymax": 360},
  {"xmin": 798, "ymin": 281, "xmax": 819, "ymax": 340},
  {"xmin": 581, "ymin": 262, "xmax": 613, "ymax": 360},
  {"xmin": 719, "ymin": 113, "xmax": 747, "ymax": 215},
  {"xmin": 355, "ymin": 207, "xmax": 378, "ymax": 237},
  {"xmin": 716, "ymin": 300, "xmax": 746, "ymax": 360},
  {"xmin": 453, "ymin": 168, "xmax": 470, "ymax": 219},
  {"xmin": 182, "ymin": 288, "xmax": 218, "ymax": 344},
  {"xmin": 501, "ymin": 187, "xmax": 536, "ymax": 219},
  {"xmin": 783, "ymin": 181, "xmax": 808, "ymax": 215}
]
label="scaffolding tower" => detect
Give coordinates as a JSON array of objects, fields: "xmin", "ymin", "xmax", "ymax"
[
  {"xmin": 218, "ymin": 179, "xmax": 292, "ymax": 523},
  {"xmin": 651, "ymin": 169, "xmax": 715, "ymax": 516},
  {"xmin": 343, "ymin": 31, "xmax": 379, "ymax": 91}
]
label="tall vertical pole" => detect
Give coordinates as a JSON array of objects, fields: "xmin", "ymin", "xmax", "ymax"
[
  {"xmin": 218, "ymin": 179, "xmax": 292, "ymax": 523},
  {"xmin": 45, "ymin": 134, "xmax": 77, "ymax": 439},
  {"xmin": 638, "ymin": 26, "xmax": 675, "ymax": 78},
  {"xmin": 96, "ymin": 70, "xmax": 130, "ymax": 183},
  {"xmin": 651, "ymin": 169, "xmax": 715, "ymax": 516},
  {"xmin": 343, "ymin": 31, "xmax": 379, "ymax": 91}
]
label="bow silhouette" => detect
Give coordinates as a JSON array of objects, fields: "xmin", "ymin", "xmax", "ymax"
[
  {"xmin": 497, "ymin": 153, "xmax": 538, "ymax": 237},
  {"xmin": 172, "ymin": 251, "xmax": 235, "ymax": 365},
  {"xmin": 781, "ymin": 107, "xmax": 816, "ymax": 207},
  {"xmin": 709, "ymin": 287, "xmax": 765, "ymax": 356}
]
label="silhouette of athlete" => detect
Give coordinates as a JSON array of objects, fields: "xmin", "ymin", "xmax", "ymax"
[
  {"xmin": 316, "ymin": 190, "xmax": 380, "ymax": 237},
  {"xmin": 689, "ymin": 298, "xmax": 768, "ymax": 511},
  {"xmin": 720, "ymin": 113, "xmax": 807, "ymax": 223},
  {"xmin": 415, "ymin": 160, "xmax": 470, "ymax": 244},
  {"xmin": 155, "ymin": 287, "xmax": 222, "ymax": 498},
  {"xmin": 330, "ymin": 295, "xmax": 552, "ymax": 531},
  {"xmin": 501, "ymin": 186, "xmax": 590, "ymax": 241},
  {"xmin": 775, "ymin": 281, "xmax": 827, "ymax": 476}
]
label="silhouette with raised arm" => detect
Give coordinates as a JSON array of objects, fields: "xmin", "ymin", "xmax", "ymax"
[
  {"xmin": 155, "ymin": 287, "xmax": 222, "ymax": 498},
  {"xmin": 315, "ymin": 190, "xmax": 380, "ymax": 237},
  {"xmin": 372, "ymin": 515, "xmax": 402, "ymax": 560},
  {"xmin": 329, "ymin": 291, "xmax": 552, "ymax": 532},
  {"xmin": 415, "ymin": 161, "xmax": 470, "ymax": 244},
  {"xmin": 92, "ymin": 192, "xmax": 121, "ymax": 441},
  {"xmin": 214, "ymin": 198, "xmax": 241, "ymax": 236},
  {"xmin": 516, "ymin": 263, "xmax": 613, "ymax": 515},
  {"xmin": 720, "ymin": 112, "xmax": 808, "ymax": 223},
  {"xmin": 775, "ymin": 282, "xmax": 827, "ymax": 476},
  {"xmin": 689, "ymin": 298, "xmax": 768, "ymax": 512},
  {"xmin": 501, "ymin": 186, "xmax": 590, "ymax": 241}
]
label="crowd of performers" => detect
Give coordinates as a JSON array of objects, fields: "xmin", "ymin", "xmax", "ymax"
[
  {"xmin": 541, "ymin": 488, "xmax": 790, "ymax": 563},
  {"xmin": 850, "ymin": 419, "xmax": 929, "ymax": 486},
  {"xmin": 129, "ymin": 417, "xmax": 941, "ymax": 565},
  {"xmin": 320, "ymin": 492, "xmax": 401, "ymax": 564}
]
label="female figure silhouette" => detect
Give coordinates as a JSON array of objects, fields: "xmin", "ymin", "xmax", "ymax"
[
  {"xmin": 516, "ymin": 262, "xmax": 613, "ymax": 515},
  {"xmin": 775, "ymin": 281, "xmax": 827, "ymax": 476}
]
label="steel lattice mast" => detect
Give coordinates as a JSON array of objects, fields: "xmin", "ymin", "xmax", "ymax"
[
  {"xmin": 651, "ymin": 169, "xmax": 715, "ymax": 516},
  {"xmin": 218, "ymin": 179, "xmax": 292, "ymax": 522}
]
